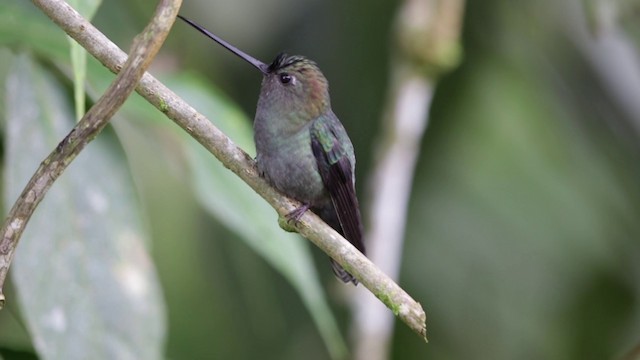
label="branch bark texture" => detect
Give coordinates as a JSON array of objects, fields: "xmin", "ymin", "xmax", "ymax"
[{"xmin": 0, "ymin": 0, "xmax": 181, "ymax": 307}]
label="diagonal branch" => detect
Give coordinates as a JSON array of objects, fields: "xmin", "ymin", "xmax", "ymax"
[
  {"xmin": 3, "ymin": 0, "xmax": 427, "ymax": 340},
  {"xmin": 0, "ymin": 0, "xmax": 181, "ymax": 307}
]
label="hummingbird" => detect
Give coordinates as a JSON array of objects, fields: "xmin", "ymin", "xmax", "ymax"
[{"xmin": 178, "ymin": 15, "xmax": 365, "ymax": 284}]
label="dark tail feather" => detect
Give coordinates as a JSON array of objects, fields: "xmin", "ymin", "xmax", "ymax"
[
  {"xmin": 330, "ymin": 259, "xmax": 358, "ymax": 285},
  {"xmin": 313, "ymin": 206, "xmax": 360, "ymax": 285}
]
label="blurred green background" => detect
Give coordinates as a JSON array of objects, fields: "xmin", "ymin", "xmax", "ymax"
[{"xmin": 1, "ymin": 0, "xmax": 640, "ymax": 359}]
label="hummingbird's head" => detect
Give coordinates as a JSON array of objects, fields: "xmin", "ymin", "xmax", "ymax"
[
  {"xmin": 258, "ymin": 53, "xmax": 331, "ymax": 122},
  {"xmin": 176, "ymin": 16, "xmax": 331, "ymax": 125}
]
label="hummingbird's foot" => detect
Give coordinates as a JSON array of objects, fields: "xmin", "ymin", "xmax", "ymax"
[
  {"xmin": 278, "ymin": 204, "xmax": 311, "ymax": 233},
  {"xmin": 285, "ymin": 203, "xmax": 311, "ymax": 225}
]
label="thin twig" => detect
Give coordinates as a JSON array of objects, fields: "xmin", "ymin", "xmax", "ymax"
[
  {"xmin": 0, "ymin": 0, "xmax": 181, "ymax": 308},
  {"xmin": 3, "ymin": 0, "xmax": 428, "ymax": 339}
]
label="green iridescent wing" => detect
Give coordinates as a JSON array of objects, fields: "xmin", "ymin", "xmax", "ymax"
[{"xmin": 310, "ymin": 115, "xmax": 365, "ymax": 256}]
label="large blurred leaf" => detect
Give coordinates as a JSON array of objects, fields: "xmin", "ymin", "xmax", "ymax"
[
  {"xmin": 4, "ymin": 55, "xmax": 166, "ymax": 359},
  {"xmin": 168, "ymin": 74, "xmax": 348, "ymax": 360}
]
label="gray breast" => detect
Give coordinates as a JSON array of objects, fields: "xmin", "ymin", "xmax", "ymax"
[{"xmin": 256, "ymin": 129, "xmax": 327, "ymax": 205}]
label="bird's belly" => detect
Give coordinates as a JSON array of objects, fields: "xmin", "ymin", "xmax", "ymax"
[{"xmin": 257, "ymin": 140, "xmax": 326, "ymax": 205}]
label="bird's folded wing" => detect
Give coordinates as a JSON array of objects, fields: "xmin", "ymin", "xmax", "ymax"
[{"xmin": 310, "ymin": 119, "xmax": 365, "ymax": 255}]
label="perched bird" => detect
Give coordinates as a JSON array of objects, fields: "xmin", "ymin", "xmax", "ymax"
[{"xmin": 178, "ymin": 16, "xmax": 365, "ymax": 284}]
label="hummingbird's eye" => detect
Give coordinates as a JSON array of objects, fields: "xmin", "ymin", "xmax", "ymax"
[{"xmin": 279, "ymin": 73, "xmax": 293, "ymax": 84}]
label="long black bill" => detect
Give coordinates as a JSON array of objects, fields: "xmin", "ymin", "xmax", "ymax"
[{"xmin": 177, "ymin": 15, "xmax": 269, "ymax": 74}]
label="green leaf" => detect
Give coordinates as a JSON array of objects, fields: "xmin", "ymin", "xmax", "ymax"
[
  {"xmin": 4, "ymin": 55, "xmax": 166, "ymax": 359},
  {"xmin": 66, "ymin": 0, "xmax": 102, "ymax": 120},
  {"xmin": 69, "ymin": 43, "xmax": 87, "ymax": 120},
  {"xmin": 0, "ymin": 1, "xmax": 69, "ymax": 62},
  {"xmin": 169, "ymin": 74, "xmax": 348, "ymax": 360}
]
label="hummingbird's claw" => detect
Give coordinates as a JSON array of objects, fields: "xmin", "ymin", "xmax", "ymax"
[{"xmin": 285, "ymin": 203, "xmax": 311, "ymax": 225}]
